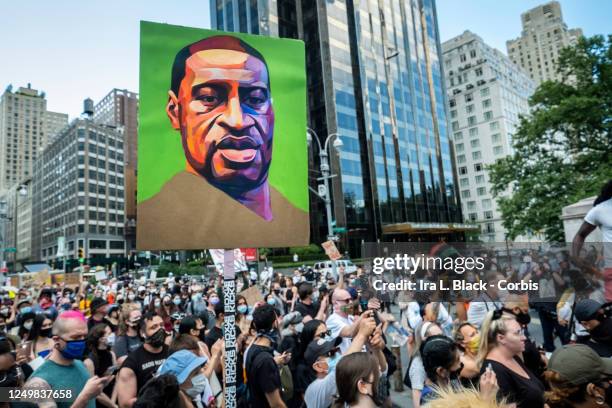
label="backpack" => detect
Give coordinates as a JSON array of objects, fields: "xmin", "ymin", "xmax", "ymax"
[{"xmin": 279, "ymin": 364, "xmax": 294, "ymax": 401}]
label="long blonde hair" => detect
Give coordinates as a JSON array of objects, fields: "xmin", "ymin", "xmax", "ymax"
[
  {"xmin": 476, "ymin": 310, "xmax": 517, "ymax": 368},
  {"xmin": 422, "ymin": 385, "xmax": 511, "ymax": 408}
]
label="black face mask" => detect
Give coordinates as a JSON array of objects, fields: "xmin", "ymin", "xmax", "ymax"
[
  {"xmin": 503, "ymin": 308, "xmax": 531, "ymax": 326},
  {"xmin": 590, "ymin": 317, "xmax": 612, "ymax": 342},
  {"xmin": 40, "ymin": 328, "xmax": 52, "ymax": 338},
  {"xmin": 0, "ymin": 365, "xmax": 20, "ymax": 388},
  {"xmin": 449, "ymin": 362, "xmax": 464, "ymax": 380},
  {"xmin": 145, "ymin": 328, "xmax": 166, "ymax": 348},
  {"xmin": 364, "ymin": 381, "xmax": 384, "ymax": 407},
  {"xmin": 273, "ymin": 289, "xmax": 281, "ymax": 295}
]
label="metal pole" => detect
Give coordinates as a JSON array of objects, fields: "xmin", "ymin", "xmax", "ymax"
[
  {"xmin": 320, "ymin": 149, "xmax": 337, "ymax": 280},
  {"xmin": 222, "ymin": 250, "xmax": 237, "ymax": 408}
]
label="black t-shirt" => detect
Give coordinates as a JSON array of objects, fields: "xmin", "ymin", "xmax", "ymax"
[
  {"xmin": 88, "ymin": 349, "xmax": 115, "ymax": 403},
  {"xmin": 294, "ymin": 301, "xmax": 319, "ymax": 319},
  {"xmin": 204, "ymin": 325, "xmax": 242, "ymax": 351},
  {"xmin": 482, "ymin": 357, "xmax": 544, "ymax": 408},
  {"xmin": 121, "ymin": 345, "xmax": 169, "ymax": 391},
  {"xmin": 246, "ymin": 344, "xmax": 281, "ymax": 408}
]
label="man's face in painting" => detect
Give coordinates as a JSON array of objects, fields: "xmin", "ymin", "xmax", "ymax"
[{"xmin": 167, "ymin": 48, "xmax": 274, "ymax": 194}]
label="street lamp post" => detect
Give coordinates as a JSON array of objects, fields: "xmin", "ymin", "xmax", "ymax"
[{"xmin": 307, "ymin": 128, "xmax": 343, "ymax": 280}]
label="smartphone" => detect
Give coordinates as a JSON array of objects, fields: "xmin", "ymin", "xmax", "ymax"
[
  {"xmin": 103, "ymin": 365, "xmax": 118, "ymax": 377},
  {"xmin": 17, "ymin": 341, "xmax": 32, "ymax": 360}
]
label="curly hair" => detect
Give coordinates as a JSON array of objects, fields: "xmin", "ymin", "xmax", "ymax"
[
  {"xmin": 544, "ymin": 370, "xmax": 590, "ymax": 407},
  {"xmin": 133, "ymin": 373, "xmax": 181, "ymax": 408}
]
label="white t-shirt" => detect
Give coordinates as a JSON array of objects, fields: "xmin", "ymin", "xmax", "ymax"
[
  {"xmin": 326, "ymin": 312, "xmax": 354, "ymax": 354},
  {"xmin": 585, "ymin": 198, "xmax": 612, "ymax": 267}
]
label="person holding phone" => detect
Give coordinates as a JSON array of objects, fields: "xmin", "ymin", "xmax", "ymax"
[
  {"xmin": 23, "ymin": 310, "xmax": 113, "ymax": 408},
  {"xmin": 84, "ymin": 323, "xmax": 118, "ymax": 408}
]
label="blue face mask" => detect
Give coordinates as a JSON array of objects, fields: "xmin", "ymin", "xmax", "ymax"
[
  {"xmin": 173, "ymin": 298, "xmax": 181, "ymax": 305},
  {"xmin": 267, "ymin": 298, "xmax": 276, "ymax": 306},
  {"xmin": 20, "ymin": 307, "xmax": 32, "ymax": 315},
  {"xmin": 237, "ymin": 305, "xmax": 248, "ymax": 314},
  {"xmin": 326, "ymin": 353, "xmax": 341, "ymax": 373},
  {"xmin": 60, "ymin": 339, "xmax": 86, "ymax": 360}
]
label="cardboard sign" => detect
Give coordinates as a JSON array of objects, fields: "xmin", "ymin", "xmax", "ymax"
[
  {"xmin": 239, "ymin": 285, "xmax": 264, "ymax": 306},
  {"xmin": 64, "ymin": 273, "xmax": 82, "ymax": 286},
  {"xmin": 95, "ymin": 271, "xmax": 107, "ymax": 281},
  {"xmin": 322, "ymin": 240, "xmax": 342, "ymax": 261},
  {"xmin": 149, "ymin": 271, "xmax": 157, "ymax": 281},
  {"xmin": 33, "ymin": 270, "xmax": 51, "ymax": 287}
]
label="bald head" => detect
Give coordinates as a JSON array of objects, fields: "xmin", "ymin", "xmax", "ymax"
[
  {"xmin": 332, "ymin": 289, "xmax": 350, "ymax": 302},
  {"xmin": 53, "ymin": 310, "xmax": 87, "ymax": 338}
]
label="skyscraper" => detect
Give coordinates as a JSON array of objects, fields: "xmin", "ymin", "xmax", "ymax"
[
  {"xmin": 507, "ymin": 1, "xmax": 582, "ymax": 85},
  {"xmin": 94, "ymin": 89, "xmax": 138, "ymax": 253},
  {"xmin": 442, "ymin": 31, "xmax": 535, "ymax": 242},
  {"xmin": 44, "ymin": 111, "xmax": 69, "ymax": 143},
  {"xmin": 0, "ymin": 84, "xmax": 68, "ymax": 192},
  {"xmin": 31, "ymin": 115, "xmax": 127, "ymax": 267},
  {"xmin": 211, "ymin": 0, "xmax": 467, "ymax": 254}
]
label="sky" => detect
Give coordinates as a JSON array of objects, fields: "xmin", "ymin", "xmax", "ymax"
[{"xmin": 0, "ymin": 1, "xmax": 609, "ymax": 118}]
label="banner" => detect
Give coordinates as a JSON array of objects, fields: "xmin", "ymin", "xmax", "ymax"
[
  {"xmin": 137, "ymin": 21, "xmax": 309, "ymax": 250},
  {"xmin": 322, "ymin": 240, "xmax": 342, "ymax": 261}
]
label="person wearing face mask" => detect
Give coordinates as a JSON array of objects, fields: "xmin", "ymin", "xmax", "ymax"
[
  {"xmin": 575, "ymin": 299, "xmax": 612, "ymax": 357},
  {"xmin": 0, "ymin": 336, "xmax": 29, "ymax": 396},
  {"xmin": 204, "ymin": 290, "xmax": 219, "ymax": 331},
  {"xmin": 545, "ymin": 344, "xmax": 612, "ymax": 408},
  {"xmin": 503, "ymin": 293, "xmax": 547, "ymax": 380},
  {"xmin": 270, "ymin": 282, "xmax": 287, "ymax": 315},
  {"xmin": 23, "ymin": 310, "xmax": 113, "ymax": 408},
  {"xmin": 245, "ymin": 304, "xmax": 288, "ymax": 408},
  {"xmin": 187, "ymin": 286, "xmax": 207, "ymax": 316},
  {"xmin": 477, "ymin": 310, "xmax": 545, "ymax": 408},
  {"xmin": 106, "ymin": 305, "xmax": 120, "ymax": 333},
  {"xmin": 326, "ymin": 289, "xmax": 372, "ymax": 354},
  {"xmin": 16, "ymin": 310, "xmax": 35, "ymax": 341},
  {"xmin": 236, "ymin": 295, "xmax": 252, "ymax": 335},
  {"xmin": 304, "ymin": 313, "xmax": 379, "ymax": 408},
  {"xmin": 114, "ymin": 306, "xmax": 143, "ymax": 365},
  {"xmin": 117, "ymin": 312, "xmax": 169, "ymax": 408},
  {"xmin": 294, "ymin": 283, "xmax": 329, "ymax": 323},
  {"xmin": 88, "ymin": 297, "xmax": 110, "ymax": 331},
  {"xmin": 419, "ymin": 335, "xmax": 467, "ymax": 404},
  {"xmin": 29, "ymin": 314, "xmax": 55, "ymax": 359},
  {"xmin": 453, "ymin": 322, "xmax": 481, "ymax": 381},
  {"xmin": 333, "ymin": 352, "xmax": 383, "ymax": 408},
  {"xmin": 156, "ymin": 295, "xmax": 179, "ymax": 333},
  {"xmin": 84, "ymin": 323, "xmax": 118, "ymax": 408},
  {"xmin": 157, "ymin": 350, "xmax": 214, "ymax": 408},
  {"xmin": 0, "ymin": 302, "xmax": 15, "ymax": 330},
  {"xmin": 203, "ymin": 302, "xmax": 242, "ymax": 355}
]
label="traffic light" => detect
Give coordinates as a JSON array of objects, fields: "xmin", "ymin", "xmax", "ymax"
[{"xmin": 78, "ymin": 248, "xmax": 84, "ymax": 262}]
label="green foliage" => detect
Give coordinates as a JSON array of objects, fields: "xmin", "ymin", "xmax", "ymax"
[
  {"xmin": 488, "ymin": 35, "xmax": 612, "ymax": 241},
  {"xmin": 289, "ymin": 244, "xmax": 323, "ymax": 257}
]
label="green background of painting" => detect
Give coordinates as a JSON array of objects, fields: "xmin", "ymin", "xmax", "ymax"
[{"xmin": 138, "ymin": 21, "xmax": 308, "ymax": 212}]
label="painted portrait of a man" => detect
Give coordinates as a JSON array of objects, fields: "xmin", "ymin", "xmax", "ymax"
[{"xmin": 137, "ymin": 23, "xmax": 309, "ymax": 250}]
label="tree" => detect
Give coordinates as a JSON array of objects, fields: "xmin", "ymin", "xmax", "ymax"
[{"xmin": 488, "ymin": 35, "xmax": 612, "ymax": 242}]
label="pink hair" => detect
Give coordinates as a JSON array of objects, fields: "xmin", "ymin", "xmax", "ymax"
[{"xmin": 58, "ymin": 310, "xmax": 86, "ymax": 322}]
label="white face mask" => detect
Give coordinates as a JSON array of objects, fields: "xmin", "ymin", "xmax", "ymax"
[
  {"xmin": 185, "ymin": 373, "xmax": 208, "ymax": 398},
  {"xmin": 24, "ymin": 321, "xmax": 33, "ymax": 331}
]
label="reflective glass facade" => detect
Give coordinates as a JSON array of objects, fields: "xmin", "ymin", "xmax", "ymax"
[{"xmin": 211, "ymin": 0, "xmax": 463, "ymax": 254}]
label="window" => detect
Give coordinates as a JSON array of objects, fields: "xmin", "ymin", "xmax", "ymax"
[
  {"xmin": 485, "ymin": 223, "xmax": 495, "ymax": 233},
  {"xmin": 469, "ymin": 128, "xmax": 478, "ymax": 137},
  {"xmin": 470, "ymin": 139, "xmax": 480, "ymax": 148},
  {"xmin": 470, "ymin": 50, "xmax": 476, "ymax": 58},
  {"xmin": 452, "ymin": 121, "xmax": 459, "ymax": 131},
  {"xmin": 450, "ymin": 110, "xmax": 457, "ymax": 118},
  {"xmin": 491, "ymin": 133, "xmax": 501, "ymax": 143},
  {"xmin": 477, "ymin": 187, "xmax": 487, "ymax": 196},
  {"xmin": 466, "ymin": 104, "xmax": 474, "ymax": 114},
  {"xmin": 457, "ymin": 154, "xmax": 466, "ymax": 164},
  {"xmin": 467, "ymin": 201, "xmax": 477, "ymax": 210},
  {"xmin": 475, "ymin": 67, "xmax": 483, "ymax": 76},
  {"xmin": 449, "ymin": 98, "xmax": 456, "ymax": 108},
  {"xmin": 493, "ymin": 146, "xmax": 504, "ymax": 155},
  {"xmin": 465, "ymin": 93, "xmax": 473, "ymax": 102},
  {"xmin": 475, "ymin": 175, "xmax": 485, "ymax": 184},
  {"xmin": 460, "ymin": 178, "xmax": 469, "ymax": 187},
  {"xmin": 482, "ymin": 99, "xmax": 492, "ymax": 108},
  {"xmin": 480, "ymin": 87, "xmax": 489, "ymax": 97},
  {"xmin": 484, "ymin": 211, "xmax": 493, "ymax": 219},
  {"xmin": 461, "ymin": 190, "xmax": 471, "ymax": 198},
  {"xmin": 474, "ymin": 163, "xmax": 483, "ymax": 172},
  {"xmin": 459, "ymin": 166, "xmax": 468, "ymax": 175},
  {"xmin": 109, "ymin": 241, "xmax": 124, "ymax": 249},
  {"xmin": 482, "ymin": 199, "xmax": 492, "ymax": 209},
  {"xmin": 468, "ymin": 213, "xmax": 477, "ymax": 221},
  {"xmin": 472, "ymin": 151, "xmax": 482, "ymax": 160},
  {"xmin": 455, "ymin": 143, "xmax": 464, "ymax": 153},
  {"xmin": 490, "ymin": 121, "xmax": 499, "ymax": 130},
  {"xmin": 454, "ymin": 131, "xmax": 463, "ymax": 140},
  {"xmin": 460, "ymin": 54, "xmax": 466, "ymax": 62},
  {"xmin": 467, "ymin": 116, "xmax": 476, "ymax": 126}
]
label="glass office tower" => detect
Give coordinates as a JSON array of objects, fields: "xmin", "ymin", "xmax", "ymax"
[{"xmin": 211, "ymin": 0, "xmax": 467, "ymax": 254}]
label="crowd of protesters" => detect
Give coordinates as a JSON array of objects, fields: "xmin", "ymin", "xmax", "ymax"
[{"xmin": 0, "ymin": 239, "xmax": 608, "ymax": 408}]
